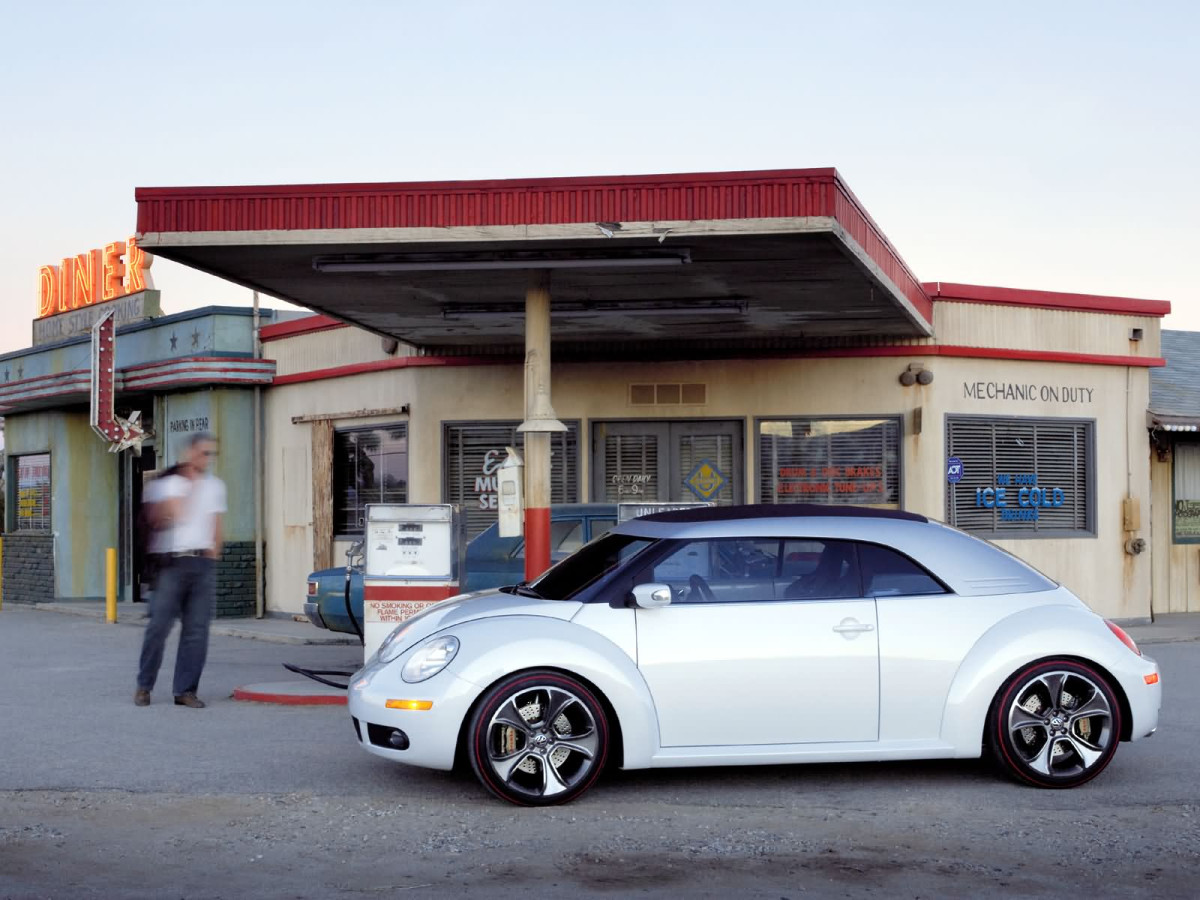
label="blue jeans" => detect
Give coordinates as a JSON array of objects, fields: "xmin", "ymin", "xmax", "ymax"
[{"xmin": 136, "ymin": 556, "xmax": 215, "ymax": 696}]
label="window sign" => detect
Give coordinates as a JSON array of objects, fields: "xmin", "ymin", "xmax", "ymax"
[
  {"xmin": 758, "ymin": 417, "xmax": 901, "ymax": 506},
  {"xmin": 333, "ymin": 425, "xmax": 408, "ymax": 536},
  {"xmin": 444, "ymin": 421, "xmax": 579, "ymax": 538},
  {"xmin": 15, "ymin": 453, "xmax": 51, "ymax": 531},
  {"xmin": 1174, "ymin": 443, "xmax": 1200, "ymax": 543},
  {"xmin": 946, "ymin": 416, "xmax": 1094, "ymax": 537}
]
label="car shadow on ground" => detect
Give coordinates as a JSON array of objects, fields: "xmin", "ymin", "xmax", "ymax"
[
  {"xmin": 401, "ymin": 756, "xmax": 999, "ymax": 805},
  {"xmin": 599, "ymin": 757, "xmax": 999, "ymax": 801}
]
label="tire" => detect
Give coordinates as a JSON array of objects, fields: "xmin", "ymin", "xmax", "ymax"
[
  {"xmin": 467, "ymin": 670, "xmax": 609, "ymax": 806},
  {"xmin": 987, "ymin": 659, "xmax": 1122, "ymax": 789}
]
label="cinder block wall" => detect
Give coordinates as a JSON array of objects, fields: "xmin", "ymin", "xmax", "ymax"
[
  {"xmin": 2, "ymin": 533, "xmax": 55, "ymax": 603},
  {"xmin": 214, "ymin": 541, "xmax": 256, "ymax": 618}
]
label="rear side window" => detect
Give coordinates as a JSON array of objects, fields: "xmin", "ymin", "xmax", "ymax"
[
  {"xmin": 857, "ymin": 543, "xmax": 945, "ymax": 597},
  {"xmin": 780, "ymin": 540, "xmax": 860, "ymax": 600}
]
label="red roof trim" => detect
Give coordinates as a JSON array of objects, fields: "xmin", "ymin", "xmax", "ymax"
[
  {"xmin": 135, "ymin": 168, "xmax": 841, "ymax": 200},
  {"xmin": 801, "ymin": 345, "xmax": 1165, "ymax": 367},
  {"xmin": 272, "ymin": 355, "xmax": 511, "ymax": 385},
  {"xmin": 924, "ymin": 282, "xmax": 1171, "ymax": 318},
  {"xmin": 118, "ymin": 356, "xmax": 274, "ymax": 373},
  {"xmin": 272, "ymin": 344, "xmax": 1162, "ymax": 387},
  {"xmin": 260, "ymin": 315, "xmax": 348, "ymax": 341}
]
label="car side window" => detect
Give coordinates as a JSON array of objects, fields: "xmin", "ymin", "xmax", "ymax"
[
  {"xmin": 590, "ymin": 518, "xmax": 617, "ymax": 540},
  {"xmin": 857, "ymin": 543, "xmax": 946, "ymax": 597},
  {"xmin": 779, "ymin": 539, "xmax": 861, "ymax": 600},
  {"xmin": 638, "ymin": 539, "xmax": 779, "ymax": 603},
  {"xmin": 511, "ymin": 519, "xmax": 584, "ymax": 559}
]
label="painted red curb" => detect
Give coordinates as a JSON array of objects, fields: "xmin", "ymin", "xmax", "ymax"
[{"xmin": 232, "ymin": 686, "xmax": 347, "ymax": 706}]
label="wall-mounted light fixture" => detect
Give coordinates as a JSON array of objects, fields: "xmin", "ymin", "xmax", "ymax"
[{"xmin": 899, "ymin": 363, "xmax": 933, "ymax": 386}]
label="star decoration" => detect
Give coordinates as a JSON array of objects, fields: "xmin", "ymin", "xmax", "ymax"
[
  {"xmin": 108, "ymin": 410, "xmax": 148, "ymax": 455},
  {"xmin": 190, "ymin": 329, "xmax": 201, "ymax": 348},
  {"xmin": 17, "ymin": 365, "xmax": 24, "ymax": 379},
  {"xmin": 3, "ymin": 369, "xmax": 9, "ymax": 382},
  {"xmin": 169, "ymin": 332, "xmax": 178, "ymax": 350}
]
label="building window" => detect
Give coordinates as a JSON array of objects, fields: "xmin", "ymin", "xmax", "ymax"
[
  {"xmin": 444, "ymin": 421, "xmax": 580, "ymax": 538},
  {"xmin": 334, "ymin": 425, "xmax": 408, "ymax": 537},
  {"xmin": 757, "ymin": 417, "xmax": 901, "ymax": 506},
  {"xmin": 945, "ymin": 415, "xmax": 1094, "ymax": 538},
  {"xmin": 14, "ymin": 453, "xmax": 51, "ymax": 532},
  {"xmin": 1174, "ymin": 442, "xmax": 1200, "ymax": 544}
]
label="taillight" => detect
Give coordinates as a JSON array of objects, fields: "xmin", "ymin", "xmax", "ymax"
[
  {"xmin": 1105, "ymin": 619, "xmax": 1141, "ymax": 656},
  {"xmin": 307, "ymin": 581, "xmax": 318, "ymax": 596}
]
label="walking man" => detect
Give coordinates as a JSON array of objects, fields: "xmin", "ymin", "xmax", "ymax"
[{"xmin": 135, "ymin": 432, "xmax": 226, "ymax": 708}]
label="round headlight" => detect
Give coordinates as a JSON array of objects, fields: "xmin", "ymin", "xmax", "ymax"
[{"xmin": 401, "ymin": 636, "xmax": 460, "ymax": 683}]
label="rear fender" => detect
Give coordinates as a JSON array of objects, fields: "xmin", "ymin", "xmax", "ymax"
[
  {"xmin": 940, "ymin": 604, "xmax": 1128, "ymax": 756},
  {"xmin": 445, "ymin": 615, "xmax": 660, "ymax": 769}
]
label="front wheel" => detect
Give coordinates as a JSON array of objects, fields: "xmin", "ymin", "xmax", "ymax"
[
  {"xmin": 987, "ymin": 659, "xmax": 1122, "ymax": 788},
  {"xmin": 467, "ymin": 670, "xmax": 609, "ymax": 806}
]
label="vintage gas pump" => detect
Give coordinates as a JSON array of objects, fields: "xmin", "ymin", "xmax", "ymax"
[
  {"xmin": 361, "ymin": 504, "xmax": 465, "ymax": 661},
  {"xmin": 496, "ymin": 446, "xmax": 524, "ymax": 538}
]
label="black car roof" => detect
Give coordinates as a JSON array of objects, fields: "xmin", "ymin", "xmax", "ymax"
[{"xmin": 637, "ymin": 503, "xmax": 928, "ymax": 524}]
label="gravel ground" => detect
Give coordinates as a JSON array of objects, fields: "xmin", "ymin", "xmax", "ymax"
[{"xmin": 1, "ymin": 606, "xmax": 1198, "ymax": 898}]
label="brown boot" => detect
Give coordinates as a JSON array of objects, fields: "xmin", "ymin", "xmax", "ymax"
[
  {"xmin": 174, "ymin": 692, "xmax": 206, "ymax": 709},
  {"xmin": 134, "ymin": 689, "xmax": 151, "ymax": 707}
]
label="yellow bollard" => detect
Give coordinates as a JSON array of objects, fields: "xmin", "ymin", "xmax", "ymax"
[{"xmin": 106, "ymin": 547, "xmax": 117, "ymax": 624}]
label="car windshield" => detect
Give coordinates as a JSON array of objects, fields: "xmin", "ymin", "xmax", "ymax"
[{"xmin": 529, "ymin": 533, "xmax": 654, "ymax": 600}]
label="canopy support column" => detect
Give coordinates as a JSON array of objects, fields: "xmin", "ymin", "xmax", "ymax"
[{"xmin": 518, "ymin": 270, "xmax": 566, "ymax": 582}]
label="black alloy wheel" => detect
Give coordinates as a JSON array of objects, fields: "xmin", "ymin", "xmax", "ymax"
[
  {"xmin": 988, "ymin": 659, "xmax": 1122, "ymax": 789},
  {"xmin": 467, "ymin": 670, "xmax": 609, "ymax": 806}
]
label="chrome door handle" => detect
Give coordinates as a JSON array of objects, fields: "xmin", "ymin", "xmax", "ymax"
[{"xmin": 832, "ymin": 619, "xmax": 875, "ymax": 634}]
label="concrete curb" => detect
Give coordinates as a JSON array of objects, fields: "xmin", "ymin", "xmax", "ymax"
[
  {"xmin": 233, "ymin": 681, "xmax": 348, "ymax": 705},
  {"xmin": 16, "ymin": 602, "xmax": 358, "ymax": 646}
]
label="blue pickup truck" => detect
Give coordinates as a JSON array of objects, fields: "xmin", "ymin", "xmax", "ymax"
[{"xmin": 303, "ymin": 504, "xmax": 618, "ymax": 635}]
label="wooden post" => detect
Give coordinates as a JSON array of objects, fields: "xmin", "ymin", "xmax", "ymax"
[{"xmin": 311, "ymin": 420, "xmax": 334, "ymax": 571}]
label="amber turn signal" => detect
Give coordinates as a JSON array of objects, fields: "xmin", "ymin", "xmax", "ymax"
[
  {"xmin": 1144, "ymin": 673, "xmax": 1160, "ymax": 685},
  {"xmin": 386, "ymin": 699, "xmax": 434, "ymax": 711}
]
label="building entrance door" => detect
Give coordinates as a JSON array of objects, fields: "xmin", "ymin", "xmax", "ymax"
[
  {"xmin": 591, "ymin": 420, "xmax": 743, "ymax": 506},
  {"xmin": 119, "ymin": 445, "xmax": 157, "ymax": 604}
]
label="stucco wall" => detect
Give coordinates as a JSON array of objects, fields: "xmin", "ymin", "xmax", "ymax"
[
  {"xmin": 4, "ymin": 408, "xmax": 118, "ymax": 600},
  {"xmin": 160, "ymin": 388, "xmax": 257, "ymax": 543},
  {"xmin": 264, "ymin": 352, "xmax": 1154, "ymax": 620}
]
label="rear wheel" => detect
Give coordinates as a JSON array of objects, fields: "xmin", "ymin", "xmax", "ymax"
[
  {"xmin": 987, "ymin": 659, "xmax": 1122, "ymax": 788},
  {"xmin": 467, "ymin": 670, "xmax": 609, "ymax": 806}
]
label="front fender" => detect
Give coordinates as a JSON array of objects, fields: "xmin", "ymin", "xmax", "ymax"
[
  {"xmin": 940, "ymin": 603, "xmax": 1138, "ymax": 756},
  {"xmin": 444, "ymin": 615, "xmax": 660, "ymax": 769}
]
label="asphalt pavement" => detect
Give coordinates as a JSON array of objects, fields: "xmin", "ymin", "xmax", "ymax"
[{"xmin": 1, "ymin": 603, "xmax": 1198, "ymax": 899}]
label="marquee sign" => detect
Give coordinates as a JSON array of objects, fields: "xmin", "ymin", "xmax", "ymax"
[
  {"xmin": 90, "ymin": 309, "xmax": 146, "ymax": 454},
  {"xmin": 37, "ymin": 236, "xmax": 154, "ymax": 319}
]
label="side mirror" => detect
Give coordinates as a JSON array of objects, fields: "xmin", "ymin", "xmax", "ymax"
[{"xmin": 631, "ymin": 583, "xmax": 673, "ymax": 610}]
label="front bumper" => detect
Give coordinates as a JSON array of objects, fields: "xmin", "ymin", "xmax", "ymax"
[{"xmin": 347, "ymin": 660, "xmax": 480, "ymax": 771}]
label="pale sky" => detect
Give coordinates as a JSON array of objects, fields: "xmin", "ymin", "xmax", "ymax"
[{"xmin": 2, "ymin": 0, "xmax": 1197, "ymax": 354}]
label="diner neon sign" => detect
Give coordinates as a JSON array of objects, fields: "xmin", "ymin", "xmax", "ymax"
[{"xmin": 36, "ymin": 236, "xmax": 153, "ymax": 318}]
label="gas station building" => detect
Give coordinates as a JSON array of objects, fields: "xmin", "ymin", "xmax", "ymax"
[{"xmin": 4, "ymin": 168, "xmax": 1193, "ymax": 621}]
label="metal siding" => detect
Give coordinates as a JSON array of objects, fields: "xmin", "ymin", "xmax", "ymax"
[
  {"xmin": 265, "ymin": 328, "xmax": 413, "ymax": 379},
  {"xmin": 935, "ymin": 303, "xmax": 1161, "ymax": 357},
  {"xmin": 136, "ymin": 174, "xmax": 836, "ymax": 229}
]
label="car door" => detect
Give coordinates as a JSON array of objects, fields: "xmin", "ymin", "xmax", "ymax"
[{"xmin": 633, "ymin": 537, "xmax": 879, "ymax": 747}]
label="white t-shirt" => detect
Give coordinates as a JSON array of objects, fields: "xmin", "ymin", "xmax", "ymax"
[{"xmin": 147, "ymin": 473, "xmax": 227, "ymax": 553}]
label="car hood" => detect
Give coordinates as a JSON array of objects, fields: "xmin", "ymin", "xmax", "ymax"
[{"xmin": 375, "ymin": 589, "xmax": 581, "ymax": 659}]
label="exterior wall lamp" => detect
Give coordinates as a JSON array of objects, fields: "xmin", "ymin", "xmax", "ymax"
[{"xmin": 899, "ymin": 363, "xmax": 933, "ymax": 386}]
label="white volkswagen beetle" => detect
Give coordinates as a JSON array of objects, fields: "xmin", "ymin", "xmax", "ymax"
[{"xmin": 348, "ymin": 505, "xmax": 1161, "ymax": 805}]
